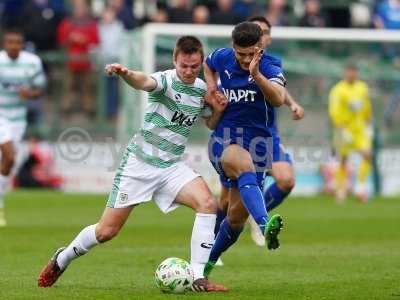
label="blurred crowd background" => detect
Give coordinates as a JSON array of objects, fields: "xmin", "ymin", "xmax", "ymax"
[
  {"xmin": 0, "ymin": 0, "xmax": 399, "ymax": 142},
  {"xmin": 0, "ymin": 0, "xmax": 399, "ymax": 195}
]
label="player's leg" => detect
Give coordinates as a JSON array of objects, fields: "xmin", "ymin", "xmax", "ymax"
[
  {"xmin": 205, "ymin": 188, "xmax": 247, "ymax": 276},
  {"xmin": 249, "ymin": 160, "xmax": 293, "ymax": 247},
  {"xmin": 38, "ymin": 151, "xmax": 155, "ymax": 287},
  {"xmin": 214, "ymin": 185, "xmax": 230, "ymax": 265},
  {"xmin": 205, "ymin": 184, "xmax": 283, "ymax": 276},
  {"xmin": 64, "ymin": 207, "xmax": 134, "ymax": 267},
  {"xmin": 214, "ymin": 185, "xmax": 229, "ymax": 237},
  {"xmin": 334, "ymin": 130, "xmax": 352, "ymax": 203},
  {"xmin": 37, "ymin": 206, "xmax": 134, "ymax": 288},
  {"xmin": 335, "ymin": 155, "xmax": 349, "ymax": 203},
  {"xmin": 264, "ymin": 161, "xmax": 295, "ymax": 211},
  {"xmin": 175, "ymin": 177, "xmax": 217, "ymax": 277},
  {"xmin": 353, "ymin": 131, "xmax": 373, "ymax": 202},
  {"xmin": 220, "ymin": 144, "xmax": 270, "ymax": 235},
  {"xmin": 173, "ymin": 177, "xmax": 228, "ymax": 292},
  {"xmin": 0, "ymin": 140, "xmax": 15, "ymax": 227},
  {"xmin": 355, "ymin": 150, "xmax": 372, "ymax": 203}
]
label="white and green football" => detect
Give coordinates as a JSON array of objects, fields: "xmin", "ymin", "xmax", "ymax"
[{"xmin": 154, "ymin": 257, "xmax": 194, "ymax": 294}]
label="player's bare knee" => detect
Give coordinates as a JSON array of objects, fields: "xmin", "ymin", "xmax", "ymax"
[
  {"xmin": 95, "ymin": 224, "xmax": 120, "ymax": 242},
  {"xmin": 222, "ymin": 156, "xmax": 255, "ymax": 178},
  {"xmin": 196, "ymin": 195, "xmax": 217, "ymax": 214},
  {"xmin": 222, "ymin": 146, "xmax": 255, "ymax": 177},
  {"xmin": 276, "ymin": 176, "xmax": 295, "ymax": 192}
]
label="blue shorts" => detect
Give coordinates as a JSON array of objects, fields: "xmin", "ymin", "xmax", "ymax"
[{"xmin": 208, "ymin": 131, "xmax": 291, "ymax": 189}]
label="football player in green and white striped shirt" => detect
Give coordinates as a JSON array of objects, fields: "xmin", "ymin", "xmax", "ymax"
[
  {"xmin": 38, "ymin": 36, "xmax": 229, "ymax": 292},
  {"xmin": 0, "ymin": 28, "xmax": 46, "ymax": 226}
]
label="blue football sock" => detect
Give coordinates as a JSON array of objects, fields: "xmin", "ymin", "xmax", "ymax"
[
  {"xmin": 209, "ymin": 218, "xmax": 243, "ymax": 263},
  {"xmin": 214, "ymin": 208, "xmax": 226, "ymax": 237},
  {"xmin": 264, "ymin": 183, "xmax": 290, "ymax": 211},
  {"xmin": 238, "ymin": 172, "xmax": 269, "ymax": 234}
]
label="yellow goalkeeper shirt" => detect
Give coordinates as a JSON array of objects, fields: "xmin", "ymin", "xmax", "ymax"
[{"xmin": 328, "ymin": 79, "xmax": 372, "ymax": 134}]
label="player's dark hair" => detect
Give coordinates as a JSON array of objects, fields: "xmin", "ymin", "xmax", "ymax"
[
  {"xmin": 248, "ymin": 16, "xmax": 272, "ymax": 30},
  {"xmin": 232, "ymin": 22, "xmax": 262, "ymax": 48},
  {"xmin": 3, "ymin": 27, "xmax": 24, "ymax": 37},
  {"xmin": 173, "ymin": 36, "xmax": 204, "ymax": 61}
]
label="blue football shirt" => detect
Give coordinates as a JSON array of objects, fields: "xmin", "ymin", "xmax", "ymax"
[{"xmin": 206, "ymin": 47, "xmax": 286, "ymax": 144}]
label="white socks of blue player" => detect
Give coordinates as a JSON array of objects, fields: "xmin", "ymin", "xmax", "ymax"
[
  {"xmin": 191, "ymin": 213, "xmax": 216, "ymax": 279},
  {"xmin": 0, "ymin": 174, "xmax": 10, "ymax": 209},
  {"xmin": 57, "ymin": 224, "xmax": 100, "ymax": 270}
]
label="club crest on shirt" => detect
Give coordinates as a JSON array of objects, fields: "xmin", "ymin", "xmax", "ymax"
[
  {"xmin": 119, "ymin": 192, "xmax": 128, "ymax": 204},
  {"xmin": 174, "ymin": 93, "xmax": 182, "ymax": 102}
]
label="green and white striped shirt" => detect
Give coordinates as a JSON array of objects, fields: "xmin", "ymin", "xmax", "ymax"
[
  {"xmin": 128, "ymin": 69, "xmax": 210, "ymax": 168},
  {"xmin": 0, "ymin": 50, "xmax": 46, "ymax": 125}
]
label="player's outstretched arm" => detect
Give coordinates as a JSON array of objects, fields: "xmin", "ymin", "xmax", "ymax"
[
  {"xmin": 284, "ymin": 91, "xmax": 304, "ymax": 120},
  {"xmin": 105, "ymin": 63, "xmax": 156, "ymax": 92},
  {"xmin": 250, "ymin": 47, "xmax": 285, "ymax": 107}
]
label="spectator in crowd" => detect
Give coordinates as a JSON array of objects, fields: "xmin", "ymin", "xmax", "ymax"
[
  {"xmin": 57, "ymin": 0, "xmax": 99, "ymax": 118},
  {"xmin": 167, "ymin": 0, "xmax": 192, "ymax": 23},
  {"xmin": 298, "ymin": 0, "xmax": 326, "ymax": 27},
  {"xmin": 233, "ymin": 0, "xmax": 262, "ymax": 21},
  {"xmin": 99, "ymin": 7, "xmax": 124, "ymax": 121},
  {"xmin": 21, "ymin": 0, "xmax": 66, "ymax": 52},
  {"xmin": 20, "ymin": 0, "xmax": 66, "ymax": 130},
  {"xmin": 373, "ymin": 0, "xmax": 400, "ymax": 29},
  {"xmin": 108, "ymin": 0, "xmax": 137, "ymax": 30},
  {"xmin": 131, "ymin": 0, "xmax": 158, "ymax": 24},
  {"xmin": 192, "ymin": 5, "xmax": 210, "ymax": 24},
  {"xmin": 264, "ymin": 0, "xmax": 290, "ymax": 26},
  {"xmin": 374, "ymin": 0, "xmax": 400, "ymax": 125},
  {"xmin": 151, "ymin": 8, "xmax": 169, "ymax": 23},
  {"xmin": 210, "ymin": 0, "xmax": 241, "ymax": 25}
]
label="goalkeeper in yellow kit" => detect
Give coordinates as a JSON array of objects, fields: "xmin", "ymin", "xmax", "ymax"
[{"xmin": 328, "ymin": 63, "xmax": 373, "ymax": 203}]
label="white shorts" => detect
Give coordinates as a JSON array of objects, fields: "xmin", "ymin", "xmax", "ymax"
[
  {"xmin": 106, "ymin": 151, "xmax": 200, "ymax": 213},
  {"xmin": 0, "ymin": 118, "xmax": 26, "ymax": 145}
]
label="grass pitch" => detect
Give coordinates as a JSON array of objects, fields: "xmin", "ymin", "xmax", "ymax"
[{"xmin": 0, "ymin": 190, "xmax": 399, "ymax": 300}]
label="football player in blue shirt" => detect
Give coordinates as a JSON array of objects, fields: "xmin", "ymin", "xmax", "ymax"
[
  {"xmin": 203, "ymin": 21, "xmax": 288, "ymax": 276},
  {"xmin": 214, "ymin": 17, "xmax": 304, "ymax": 251}
]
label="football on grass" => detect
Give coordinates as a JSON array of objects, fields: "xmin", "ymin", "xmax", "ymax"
[{"xmin": 154, "ymin": 257, "xmax": 194, "ymax": 294}]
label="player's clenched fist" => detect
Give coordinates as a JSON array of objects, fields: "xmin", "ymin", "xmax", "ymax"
[
  {"xmin": 105, "ymin": 63, "xmax": 129, "ymax": 76},
  {"xmin": 290, "ymin": 102, "xmax": 305, "ymax": 120},
  {"xmin": 205, "ymin": 90, "xmax": 228, "ymax": 113}
]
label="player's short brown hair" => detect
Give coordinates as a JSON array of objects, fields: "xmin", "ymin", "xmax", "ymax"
[{"xmin": 173, "ymin": 36, "xmax": 204, "ymax": 61}]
